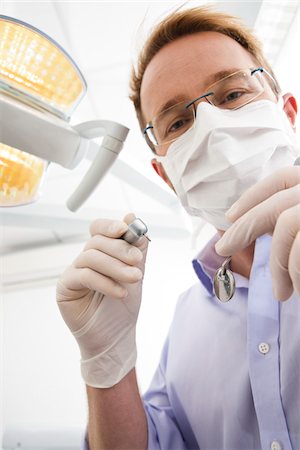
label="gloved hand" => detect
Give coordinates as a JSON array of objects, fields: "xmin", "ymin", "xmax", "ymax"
[
  {"xmin": 56, "ymin": 213, "xmax": 149, "ymax": 388},
  {"xmin": 215, "ymin": 166, "xmax": 300, "ymax": 301}
]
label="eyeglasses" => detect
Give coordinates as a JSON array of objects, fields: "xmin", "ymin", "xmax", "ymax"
[{"xmin": 143, "ymin": 67, "xmax": 276, "ymax": 150}]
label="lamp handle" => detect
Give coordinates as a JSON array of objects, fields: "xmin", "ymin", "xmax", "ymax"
[{"xmin": 66, "ymin": 120, "xmax": 129, "ymax": 212}]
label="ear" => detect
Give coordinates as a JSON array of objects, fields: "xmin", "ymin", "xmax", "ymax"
[
  {"xmin": 282, "ymin": 93, "xmax": 297, "ymax": 128},
  {"xmin": 151, "ymin": 158, "xmax": 175, "ymax": 191}
]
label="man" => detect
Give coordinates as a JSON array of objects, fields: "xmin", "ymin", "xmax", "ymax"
[{"xmin": 56, "ymin": 6, "xmax": 300, "ymax": 450}]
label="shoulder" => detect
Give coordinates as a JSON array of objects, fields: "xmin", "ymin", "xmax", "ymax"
[
  {"xmin": 176, "ymin": 281, "xmax": 212, "ymax": 308},
  {"xmin": 171, "ymin": 281, "xmax": 213, "ymax": 325}
]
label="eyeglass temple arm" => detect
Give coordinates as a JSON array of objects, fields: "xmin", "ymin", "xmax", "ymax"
[{"xmin": 251, "ymin": 67, "xmax": 264, "ymax": 75}]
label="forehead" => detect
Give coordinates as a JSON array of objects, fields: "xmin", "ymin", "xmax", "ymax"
[{"xmin": 140, "ymin": 31, "xmax": 256, "ymax": 124}]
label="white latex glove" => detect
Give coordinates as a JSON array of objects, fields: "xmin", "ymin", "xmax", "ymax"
[
  {"xmin": 215, "ymin": 166, "xmax": 300, "ymax": 301},
  {"xmin": 56, "ymin": 213, "xmax": 149, "ymax": 388}
]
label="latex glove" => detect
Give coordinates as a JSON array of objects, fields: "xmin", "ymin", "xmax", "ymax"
[
  {"xmin": 215, "ymin": 166, "xmax": 300, "ymax": 301},
  {"xmin": 56, "ymin": 213, "xmax": 149, "ymax": 388}
]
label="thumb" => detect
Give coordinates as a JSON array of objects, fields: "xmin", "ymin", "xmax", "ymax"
[
  {"xmin": 122, "ymin": 212, "xmax": 149, "ymax": 266},
  {"xmin": 123, "ymin": 212, "xmax": 137, "ymax": 225}
]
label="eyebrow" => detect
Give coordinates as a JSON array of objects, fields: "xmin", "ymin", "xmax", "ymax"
[
  {"xmin": 206, "ymin": 68, "xmax": 242, "ymax": 86},
  {"xmin": 153, "ymin": 95, "xmax": 189, "ymax": 121},
  {"xmin": 152, "ymin": 68, "xmax": 243, "ymax": 121}
]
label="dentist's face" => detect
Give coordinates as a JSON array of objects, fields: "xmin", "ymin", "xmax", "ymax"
[
  {"xmin": 139, "ymin": 30, "xmax": 298, "ymax": 239},
  {"xmin": 140, "ymin": 31, "xmax": 279, "ymax": 187}
]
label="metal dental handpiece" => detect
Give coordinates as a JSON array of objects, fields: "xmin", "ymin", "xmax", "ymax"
[{"xmin": 120, "ymin": 218, "xmax": 150, "ymax": 244}]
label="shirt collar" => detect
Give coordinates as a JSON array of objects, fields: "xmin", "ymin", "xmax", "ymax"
[{"xmin": 192, "ymin": 234, "xmax": 249, "ymax": 296}]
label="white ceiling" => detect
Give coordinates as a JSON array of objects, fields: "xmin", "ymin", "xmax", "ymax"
[{"xmin": 0, "ymin": 0, "xmax": 299, "ymax": 255}]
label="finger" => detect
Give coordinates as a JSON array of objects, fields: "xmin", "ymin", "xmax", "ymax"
[
  {"xmin": 56, "ymin": 266, "xmax": 127, "ymax": 300},
  {"xmin": 84, "ymin": 235, "xmax": 143, "ymax": 266},
  {"xmin": 90, "ymin": 218, "xmax": 128, "ymax": 239},
  {"xmin": 289, "ymin": 229, "xmax": 300, "ymax": 299},
  {"xmin": 216, "ymin": 184, "xmax": 300, "ymax": 256},
  {"xmin": 122, "ymin": 212, "xmax": 150, "ymax": 254},
  {"xmin": 123, "ymin": 212, "xmax": 136, "ymax": 225},
  {"xmin": 74, "ymin": 249, "xmax": 143, "ymax": 284},
  {"xmin": 270, "ymin": 205, "xmax": 300, "ymax": 300},
  {"xmin": 77, "ymin": 268, "xmax": 128, "ymax": 299},
  {"xmin": 226, "ymin": 166, "xmax": 300, "ymax": 222}
]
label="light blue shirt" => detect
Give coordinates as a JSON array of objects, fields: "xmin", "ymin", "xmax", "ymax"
[{"xmin": 144, "ymin": 234, "xmax": 300, "ymax": 450}]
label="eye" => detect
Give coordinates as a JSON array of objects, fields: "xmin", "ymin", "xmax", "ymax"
[
  {"xmin": 225, "ymin": 91, "xmax": 243, "ymax": 101},
  {"xmin": 220, "ymin": 90, "xmax": 244, "ymax": 105},
  {"xmin": 157, "ymin": 106, "xmax": 194, "ymax": 142},
  {"xmin": 169, "ymin": 118, "xmax": 187, "ymax": 133},
  {"xmin": 167, "ymin": 115, "xmax": 194, "ymax": 136}
]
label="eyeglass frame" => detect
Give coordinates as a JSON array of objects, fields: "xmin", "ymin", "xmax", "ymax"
[{"xmin": 143, "ymin": 67, "xmax": 277, "ymax": 151}]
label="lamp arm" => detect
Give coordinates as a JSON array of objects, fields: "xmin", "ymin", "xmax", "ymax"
[{"xmin": 66, "ymin": 120, "xmax": 129, "ymax": 212}]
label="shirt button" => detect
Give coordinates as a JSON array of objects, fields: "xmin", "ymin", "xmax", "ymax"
[
  {"xmin": 271, "ymin": 440, "xmax": 282, "ymax": 450},
  {"xmin": 258, "ymin": 342, "xmax": 270, "ymax": 354}
]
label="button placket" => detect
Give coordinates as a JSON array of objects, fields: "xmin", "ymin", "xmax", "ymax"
[{"xmin": 247, "ymin": 235, "xmax": 292, "ymax": 450}]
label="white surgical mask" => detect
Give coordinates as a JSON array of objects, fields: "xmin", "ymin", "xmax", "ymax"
[{"xmin": 157, "ymin": 99, "xmax": 300, "ymax": 230}]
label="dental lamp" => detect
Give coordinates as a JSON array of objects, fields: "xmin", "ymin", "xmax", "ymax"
[{"xmin": 0, "ymin": 15, "xmax": 129, "ymax": 211}]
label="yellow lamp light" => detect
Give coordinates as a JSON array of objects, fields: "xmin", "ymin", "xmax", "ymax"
[
  {"xmin": 0, "ymin": 15, "xmax": 86, "ymax": 118},
  {"xmin": 0, "ymin": 15, "xmax": 129, "ymax": 211},
  {"xmin": 0, "ymin": 15, "xmax": 86, "ymax": 207},
  {"xmin": 0, "ymin": 143, "xmax": 47, "ymax": 206}
]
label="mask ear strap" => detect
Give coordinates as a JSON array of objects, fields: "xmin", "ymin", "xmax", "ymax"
[{"xmin": 277, "ymin": 96, "xmax": 284, "ymax": 109}]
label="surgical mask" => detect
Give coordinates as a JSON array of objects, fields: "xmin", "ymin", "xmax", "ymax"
[{"xmin": 157, "ymin": 99, "xmax": 300, "ymax": 230}]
